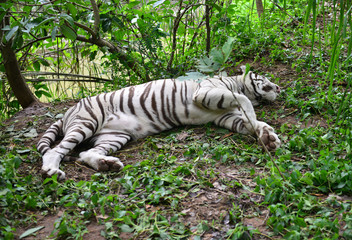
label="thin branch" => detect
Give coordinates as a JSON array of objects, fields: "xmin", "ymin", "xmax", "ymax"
[
  {"xmin": 13, "ymin": 0, "xmax": 57, "ymax": 7},
  {"xmin": 16, "ymin": 35, "xmax": 62, "ymax": 53},
  {"xmin": 23, "ymin": 72, "xmax": 112, "ymax": 82},
  {"xmin": 90, "ymin": 0, "xmax": 100, "ymax": 37},
  {"xmin": 167, "ymin": 2, "xmax": 200, "ymax": 71},
  {"xmin": 74, "ymin": 21, "xmax": 96, "ymax": 36},
  {"xmin": 71, "ymin": 1, "xmax": 93, "ymax": 11},
  {"xmin": 205, "ymin": 0, "xmax": 211, "ymax": 53},
  {"xmin": 270, "ymin": 0, "xmax": 302, "ymax": 25}
]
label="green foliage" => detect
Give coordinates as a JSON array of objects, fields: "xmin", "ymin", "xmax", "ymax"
[{"xmin": 197, "ymin": 37, "xmax": 235, "ymax": 73}]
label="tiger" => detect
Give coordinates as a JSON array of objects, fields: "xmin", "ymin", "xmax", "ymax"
[{"xmin": 37, "ymin": 67, "xmax": 281, "ymax": 180}]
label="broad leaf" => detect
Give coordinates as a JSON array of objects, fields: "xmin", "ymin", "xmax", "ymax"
[
  {"xmin": 51, "ymin": 25, "xmax": 58, "ymax": 41},
  {"xmin": 5, "ymin": 26, "xmax": 19, "ymax": 42},
  {"xmin": 59, "ymin": 13, "xmax": 74, "ymax": 26},
  {"xmin": 33, "ymin": 61, "xmax": 40, "ymax": 72},
  {"xmin": 176, "ymin": 71, "xmax": 208, "ymax": 82},
  {"xmin": 67, "ymin": 3, "xmax": 77, "ymax": 18},
  {"xmin": 210, "ymin": 48, "xmax": 224, "ymax": 64},
  {"xmin": 222, "ymin": 37, "xmax": 235, "ymax": 62},
  {"xmin": 60, "ymin": 25, "xmax": 77, "ymax": 40},
  {"xmin": 19, "ymin": 226, "xmax": 45, "ymax": 239},
  {"xmin": 153, "ymin": 0, "xmax": 166, "ymax": 8}
]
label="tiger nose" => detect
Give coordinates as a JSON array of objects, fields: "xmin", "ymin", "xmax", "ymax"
[{"xmin": 276, "ymin": 85, "xmax": 281, "ymax": 93}]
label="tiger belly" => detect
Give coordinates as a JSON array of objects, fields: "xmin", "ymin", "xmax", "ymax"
[
  {"xmin": 100, "ymin": 107, "xmax": 214, "ymax": 140},
  {"xmin": 101, "ymin": 112, "xmax": 160, "ymax": 139}
]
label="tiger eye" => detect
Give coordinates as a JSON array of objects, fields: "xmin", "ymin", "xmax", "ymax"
[{"xmin": 262, "ymin": 85, "xmax": 273, "ymax": 92}]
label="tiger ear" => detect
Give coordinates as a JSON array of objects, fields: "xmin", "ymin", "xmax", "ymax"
[
  {"xmin": 240, "ymin": 65, "xmax": 246, "ymax": 73},
  {"xmin": 239, "ymin": 65, "xmax": 251, "ymax": 76}
]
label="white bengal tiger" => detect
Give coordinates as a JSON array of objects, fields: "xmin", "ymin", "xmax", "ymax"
[{"xmin": 38, "ymin": 68, "xmax": 281, "ymax": 180}]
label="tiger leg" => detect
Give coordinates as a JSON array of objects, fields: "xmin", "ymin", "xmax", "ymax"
[
  {"xmin": 214, "ymin": 109, "xmax": 280, "ymax": 151},
  {"xmin": 41, "ymin": 129, "xmax": 91, "ymax": 180},
  {"xmin": 78, "ymin": 131, "xmax": 131, "ymax": 172}
]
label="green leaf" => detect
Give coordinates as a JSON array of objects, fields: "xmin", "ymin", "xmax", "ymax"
[
  {"xmin": 67, "ymin": 3, "xmax": 77, "ymax": 18},
  {"xmin": 222, "ymin": 37, "xmax": 235, "ymax": 62},
  {"xmin": 13, "ymin": 32, "xmax": 24, "ymax": 49},
  {"xmin": 101, "ymin": 16, "xmax": 112, "ymax": 32},
  {"xmin": 5, "ymin": 26, "xmax": 19, "ymax": 42},
  {"xmin": 33, "ymin": 60, "xmax": 41, "ymax": 72},
  {"xmin": 40, "ymin": 58, "xmax": 50, "ymax": 67},
  {"xmin": 176, "ymin": 71, "xmax": 208, "ymax": 82},
  {"xmin": 196, "ymin": 56, "xmax": 221, "ymax": 73},
  {"xmin": 60, "ymin": 25, "xmax": 77, "ymax": 40},
  {"xmin": 51, "ymin": 25, "xmax": 58, "ymax": 41},
  {"xmin": 153, "ymin": 0, "xmax": 165, "ymax": 8},
  {"xmin": 41, "ymin": 91, "xmax": 52, "ymax": 98},
  {"xmin": 19, "ymin": 226, "xmax": 45, "ymax": 239},
  {"xmin": 120, "ymin": 224, "xmax": 134, "ymax": 233},
  {"xmin": 0, "ymin": 10, "xmax": 6, "ymax": 24},
  {"xmin": 60, "ymin": 13, "xmax": 74, "ymax": 26},
  {"xmin": 128, "ymin": 1, "xmax": 141, "ymax": 8},
  {"xmin": 210, "ymin": 48, "xmax": 224, "ymax": 65}
]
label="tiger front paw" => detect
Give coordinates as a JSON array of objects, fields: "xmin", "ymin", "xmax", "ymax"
[
  {"xmin": 41, "ymin": 167, "xmax": 66, "ymax": 181},
  {"xmin": 256, "ymin": 122, "xmax": 281, "ymax": 151},
  {"xmin": 41, "ymin": 151, "xmax": 66, "ymax": 181}
]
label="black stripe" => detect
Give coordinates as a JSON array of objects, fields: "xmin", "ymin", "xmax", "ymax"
[
  {"xmin": 76, "ymin": 129, "xmax": 87, "ymax": 139},
  {"xmin": 151, "ymin": 123, "xmax": 162, "ymax": 131},
  {"xmin": 119, "ymin": 89, "xmax": 125, "ymax": 113},
  {"xmin": 140, "ymin": 82, "xmax": 154, "ymax": 121},
  {"xmin": 110, "ymin": 91, "xmax": 116, "ymax": 107},
  {"xmin": 250, "ymin": 75, "xmax": 261, "ymax": 97},
  {"xmin": 66, "ymin": 138, "xmax": 80, "ymax": 144},
  {"xmin": 96, "ymin": 95, "xmax": 105, "ymax": 124},
  {"xmin": 183, "ymin": 82, "xmax": 189, "ymax": 118},
  {"xmin": 83, "ymin": 106, "xmax": 99, "ymax": 133},
  {"xmin": 171, "ymin": 80, "xmax": 182, "ymax": 125},
  {"xmin": 128, "ymin": 86, "xmax": 136, "ymax": 115},
  {"xmin": 217, "ymin": 95, "xmax": 225, "ymax": 109},
  {"xmin": 201, "ymin": 91, "xmax": 210, "ymax": 109},
  {"xmin": 160, "ymin": 80, "xmax": 177, "ymax": 127}
]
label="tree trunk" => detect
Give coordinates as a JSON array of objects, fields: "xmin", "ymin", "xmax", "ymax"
[
  {"xmin": 0, "ymin": 1, "xmax": 38, "ymax": 109},
  {"xmin": 0, "ymin": 41, "xmax": 39, "ymax": 108},
  {"xmin": 205, "ymin": 0, "xmax": 211, "ymax": 53},
  {"xmin": 256, "ymin": 0, "xmax": 264, "ymax": 18}
]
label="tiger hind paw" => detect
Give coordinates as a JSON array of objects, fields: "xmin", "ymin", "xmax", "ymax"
[
  {"xmin": 78, "ymin": 151, "xmax": 124, "ymax": 172},
  {"xmin": 256, "ymin": 122, "xmax": 281, "ymax": 151},
  {"xmin": 95, "ymin": 157, "xmax": 124, "ymax": 172}
]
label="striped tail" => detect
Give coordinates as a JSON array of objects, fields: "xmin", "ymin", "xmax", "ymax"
[{"xmin": 37, "ymin": 119, "xmax": 63, "ymax": 155}]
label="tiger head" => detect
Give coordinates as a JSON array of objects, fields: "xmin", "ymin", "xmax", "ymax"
[{"xmin": 242, "ymin": 71, "xmax": 281, "ymax": 106}]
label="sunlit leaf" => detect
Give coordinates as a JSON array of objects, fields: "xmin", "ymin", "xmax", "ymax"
[
  {"xmin": 176, "ymin": 71, "xmax": 208, "ymax": 82},
  {"xmin": 5, "ymin": 26, "xmax": 19, "ymax": 42},
  {"xmin": 19, "ymin": 226, "xmax": 45, "ymax": 239},
  {"xmin": 51, "ymin": 25, "xmax": 58, "ymax": 41},
  {"xmin": 222, "ymin": 37, "xmax": 235, "ymax": 62},
  {"xmin": 153, "ymin": 0, "xmax": 165, "ymax": 8}
]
